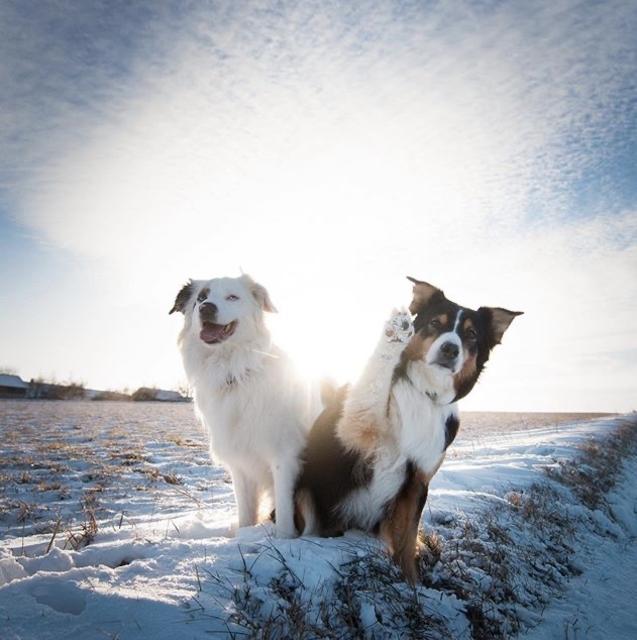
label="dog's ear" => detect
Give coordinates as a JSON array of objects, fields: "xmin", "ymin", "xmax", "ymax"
[
  {"xmin": 406, "ymin": 276, "xmax": 443, "ymax": 315},
  {"xmin": 241, "ymin": 275, "xmax": 278, "ymax": 313},
  {"xmin": 478, "ymin": 307, "xmax": 523, "ymax": 345},
  {"xmin": 169, "ymin": 281, "xmax": 194, "ymax": 315}
]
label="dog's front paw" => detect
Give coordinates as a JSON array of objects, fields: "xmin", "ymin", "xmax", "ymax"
[{"xmin": 384, "ymin": 309, "xmax": 414, "ymax": 344}]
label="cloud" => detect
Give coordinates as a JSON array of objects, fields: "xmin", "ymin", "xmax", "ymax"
[
  {"xmin": 3, "ymin": 1, "xmax": 635, "ymax": 265},
  {"xmin": 0, "ymin": 0, "xmax": 636, "ymax": 409},
  {"xmin": 4, "ymin": 1, "xmax": 636, "ymax": 236}
]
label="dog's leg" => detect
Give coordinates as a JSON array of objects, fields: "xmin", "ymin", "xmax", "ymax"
[
  {"xmin": 231, "ymin": 468, "xmax": 259, "ymax": 528},
  {"xmin": 272, "ymin": 457, "xmax": 299, "ymax": 538},
  {"xmin": 379, "ymin": 472, "xmax": 428, "ymax": 585},
  {"xmin": 338, "ymin": 309, "xmax": 413, "ymax": 454}
]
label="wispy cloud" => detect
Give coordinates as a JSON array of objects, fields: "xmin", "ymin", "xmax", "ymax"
[
  {"xmin": 0, "ymin": 0, "xmax": 636, "ymax": 409},
  {"xmin": 4, "ymin": 1, "xmax": 636, "ymax": 232}
]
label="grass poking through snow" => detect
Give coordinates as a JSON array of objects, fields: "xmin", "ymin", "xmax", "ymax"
[{"xmin": 204, "ymin": 416, "xmax": 637, "ymax": 640}]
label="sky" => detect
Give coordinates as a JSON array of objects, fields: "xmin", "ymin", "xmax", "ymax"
[{"xmin": 1, "ymin": 0, "xmax": 636, "ymax": 412}]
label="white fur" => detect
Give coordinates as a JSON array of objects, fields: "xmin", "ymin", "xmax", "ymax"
[
  {"xmin": 425, "ymin": 309, "xmax": 465, "ymax": 377},
  {"xmin": 336, "ymin": 311, "xmax": 456, "ymax": 531},
  {"xmin": 176, "ymin": 275, "xmax": 321, "ymax": 537}
]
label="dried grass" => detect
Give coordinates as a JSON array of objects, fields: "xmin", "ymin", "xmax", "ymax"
[{"xmin": 209, "ymin": 418, "xmax": 637, "ymax": 640}]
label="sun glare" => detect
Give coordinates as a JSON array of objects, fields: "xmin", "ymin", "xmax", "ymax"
[{"xmin": 5, "ymin": 2, "xmax": 634, "ymax": 414}]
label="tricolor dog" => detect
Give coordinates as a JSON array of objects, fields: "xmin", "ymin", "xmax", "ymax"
[
  {"xmin": 170, "ymin": 274, "xmax": 320, "ymax": 538},
  {"xmin": 295, "ymin": 276, "xmax": 522, "ymax": 581}
]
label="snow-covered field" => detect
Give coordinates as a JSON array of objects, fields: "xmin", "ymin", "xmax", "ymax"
[{"xmin": 0, "ymin": 401, "xmax": 635, "ymax": 639}]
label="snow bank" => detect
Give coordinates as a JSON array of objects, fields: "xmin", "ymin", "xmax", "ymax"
[
  {"xmin": 522, "ymin": 451, "xmax": 637, "ymax": 639},
  {"xmin": 0, "ymin": 408, "xmax": 635, "ymax": 639}
]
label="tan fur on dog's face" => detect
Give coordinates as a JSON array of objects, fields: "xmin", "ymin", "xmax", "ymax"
[
  {"xmin": 402, "ymin": 332, "xmax": 436, "ymax": 363},
  {"xmin": 405, "ymin": 276, "xmax": 522, "ymax": 401}
]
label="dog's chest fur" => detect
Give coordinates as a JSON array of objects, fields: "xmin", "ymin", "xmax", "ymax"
[
  {"xmin": 391, "ymin": 378, "xmax": 450, "ymax": 473},
  {"xmin": 339, "ymin": 380, "xmax": 454, "ymax": 530},
  {"xmin": 182, "ymin": 338, "xmax": 315, "ymax": 472}
]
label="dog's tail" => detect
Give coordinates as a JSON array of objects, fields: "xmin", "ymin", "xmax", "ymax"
[
  {"xmin": 294, "ymin": 488, "xmax": 318, "ymax": 535},
  {"xmin": 319, "ymin": 378, "xmax": 350, "ymax": 409}
]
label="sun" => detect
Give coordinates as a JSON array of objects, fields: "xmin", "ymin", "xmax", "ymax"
[{"xmin": 267, "ymin": 293, "xmax": 394, "ymax": 386}]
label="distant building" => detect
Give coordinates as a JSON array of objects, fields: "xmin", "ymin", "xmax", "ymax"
[
  {"xmin": 0, "ymin": 375, "xmax": 187, "ymax": 402},
  {"xmin": 0, "ymin": 374, "xmax": 29, "ymax": 398},
  {"xmin": 27, "ymin": 380, "xmax": 85, "ymax": 400}
]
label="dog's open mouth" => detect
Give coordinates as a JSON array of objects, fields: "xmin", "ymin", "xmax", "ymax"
[{"xmin": 200, "ymin": 321, "xmax": 237, "ymax": 344}]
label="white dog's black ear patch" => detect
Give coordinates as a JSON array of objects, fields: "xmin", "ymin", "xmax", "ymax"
[{"xmin": 169, "ymin": 281, "xmax": 193, "ymax": 315}]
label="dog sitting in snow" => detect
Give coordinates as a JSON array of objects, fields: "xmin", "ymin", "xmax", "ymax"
[
  {"xmin": 170, "ymin": 274, "xmax": 320, "ymax": 538},
  {"xmin": 295, "ymin": 276, "xmax": 522, "ymax": 582}
]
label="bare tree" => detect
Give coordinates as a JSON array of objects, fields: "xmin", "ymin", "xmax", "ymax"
[{"xmin": 0, "ymin": 366, "xmax": 18, "ymax": 375}]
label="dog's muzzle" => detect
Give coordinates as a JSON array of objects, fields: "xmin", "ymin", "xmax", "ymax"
[
  {"xmin": 198, "ymin": 303, "xmax": 237, "ymax": 344},
  {"xmin": 200, "ymin": 321, "xmax": 237, "ymax": 344},
  {"xmin": 199, "ymin": 302, "xmax": 218, "ymax": 322},
  {"xmin": 434, "ymin": 341, "xmax": 459, "ymax": 370}
]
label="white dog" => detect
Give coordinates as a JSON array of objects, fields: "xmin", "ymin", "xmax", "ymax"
[{"xmin": 170, "ymin": 274, "xmax": 319, "ymax": 537}]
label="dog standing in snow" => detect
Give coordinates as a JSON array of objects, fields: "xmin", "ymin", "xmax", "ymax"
[
  {"xmin": 295, "ymin": 276, "xmax": 522, "ymax": 581},
  {"xmin": 170, "ymin": 274, "xmax": 320, "ymax": 538}
]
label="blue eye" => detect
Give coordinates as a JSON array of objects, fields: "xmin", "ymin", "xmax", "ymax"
[
  {"xmin": 226, "ymin": 294, "xmax": 239, "ymax": 301},
  {"xmin": 197, "ymin": 292, "xmax": 207, "ymax": 303}
]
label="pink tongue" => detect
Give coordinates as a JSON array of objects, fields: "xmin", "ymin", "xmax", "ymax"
[{"xmin": 200, "ymin": 323, "xmax": 226, "ymax": 342}]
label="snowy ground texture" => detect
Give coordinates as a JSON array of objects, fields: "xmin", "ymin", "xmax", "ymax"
[{"xmin": 0, "ymin": 402, "xmax": 635, "ymax": 640}]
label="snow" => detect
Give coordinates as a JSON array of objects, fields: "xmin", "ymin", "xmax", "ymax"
[
  {"xmin": 0, "ymin": 401, "xmax": 635, "ymax": 639},
  {"xmin": 522, "ymin": 455, "xmax": 637, "ymax": 640}
]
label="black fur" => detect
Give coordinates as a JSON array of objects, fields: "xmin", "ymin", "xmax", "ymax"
[
  {"xmin": 295, "ymin": 385, "xmax": 373, "ymax": 536},
  {"xmin": 444, "ymin": 414, "xmax": 460, "ymax": 449},
  {"xmin": 452, "ymin": 306, "xmax": 516, "ymax": 400},
  {"xmin": 169, "ymin": 282, "xmax": 193, "ymax": 315}
]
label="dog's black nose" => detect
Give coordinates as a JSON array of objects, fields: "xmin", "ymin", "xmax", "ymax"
[
  {"xmin": 440, "ymin": 342, "xmax": 459, "ymax": 360},
  {"xmin": 199, "ymin": 302, "xmax": 218, "ymax": 321}
]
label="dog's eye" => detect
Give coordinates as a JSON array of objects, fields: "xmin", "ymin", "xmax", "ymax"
[
  {"xmin": 197, "ymin": 292, "xmax": 207, "ymax": 303},
  {"xmin": 226, "ymin": 294, "xmax": 239, "ymax": 301},
  {"xmin": 465, "ymin": 328, "xmax": 478, "ymax": 340},
  {"xmin": 429, "ymin": 318, "xmax": 442, "ymax": 329}
]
